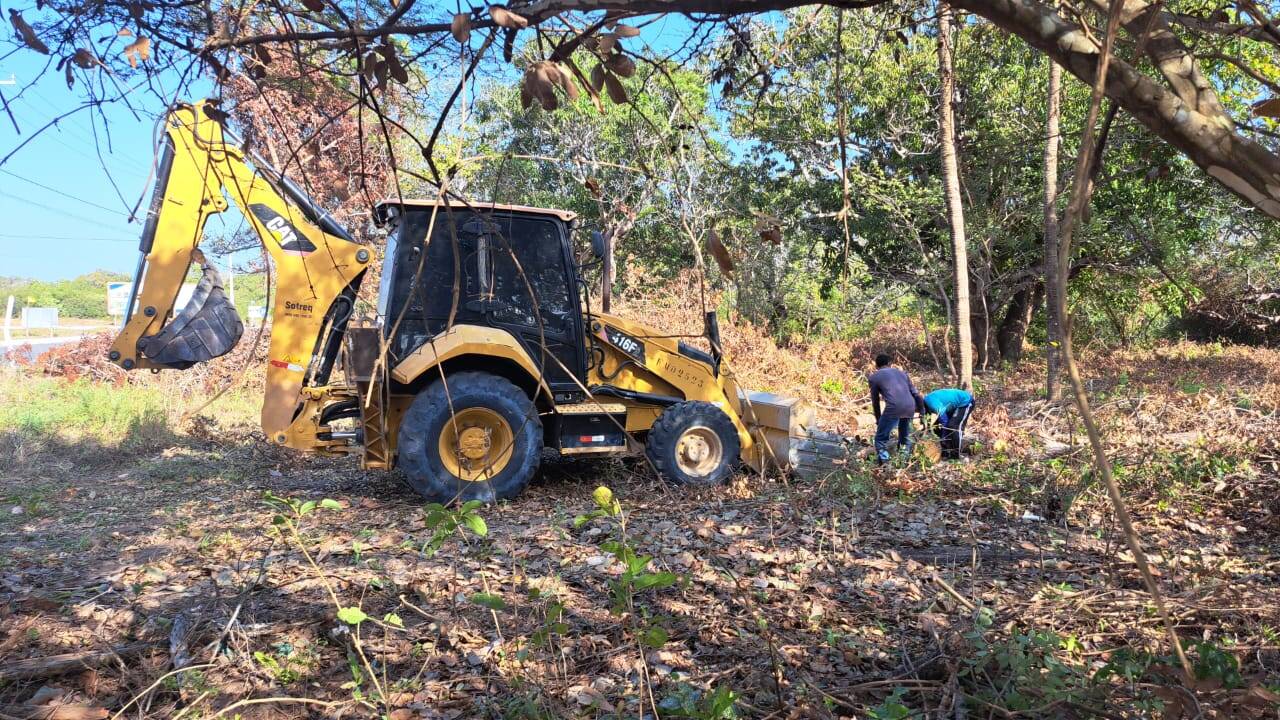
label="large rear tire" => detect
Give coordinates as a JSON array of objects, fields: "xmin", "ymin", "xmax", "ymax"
[
  {"xmin": 397, "ymin": 372, "xmax": 542, "ymax": 503},
  {"xmin": 645, "ymin": 401, "xmax": 741, "ymax": 486}
]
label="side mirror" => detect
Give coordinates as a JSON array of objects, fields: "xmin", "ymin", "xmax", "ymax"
[{"xmin": 590, "ymin": 230, "xmax": 606, "ymax": 259}]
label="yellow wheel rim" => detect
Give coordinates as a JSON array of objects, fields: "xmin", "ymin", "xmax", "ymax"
[
  {"xmin": 438, "ymin": 407, "xmax": 514, "ymax": 482},
  {"xmin": 675, "ymin": 425, "xmax": 723, "ymax": 478}
]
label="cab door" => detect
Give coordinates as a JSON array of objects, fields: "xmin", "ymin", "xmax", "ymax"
[{"xmin": 481, "ymin": 213, "xmax": 586, "ymax": 400}]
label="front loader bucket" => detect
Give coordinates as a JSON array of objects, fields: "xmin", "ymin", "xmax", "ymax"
[
  {"xmin": 138, "ymin": 254, "xmax": 244, "ymax": 369},
  {"xmin": 739, "ymin": 391, "xmax": 857, "ymax": 477}
]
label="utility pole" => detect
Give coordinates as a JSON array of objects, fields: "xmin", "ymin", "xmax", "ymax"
[
  {"xmin": 227, "ymin": 257, "xmax": 236, "ymax": 305},
  {"xmin": 3, "ymin": 295, "xmax": 12, "ymax": 343}
]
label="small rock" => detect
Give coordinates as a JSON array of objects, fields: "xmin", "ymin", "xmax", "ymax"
[{"xmin": 10, "ymin": 505, "xmax": 23, "ymax": 515}]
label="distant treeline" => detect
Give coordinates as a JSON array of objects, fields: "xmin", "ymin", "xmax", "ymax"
[{"xmin": 1, "ymin": 270, "xmax": 268, "ymax": 320}]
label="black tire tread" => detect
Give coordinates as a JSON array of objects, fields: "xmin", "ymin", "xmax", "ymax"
[
  {"xmin": 645, "ymin": 400, "xmax": 740, "ymax": 486},
  {"xmin": 397, "ymin": 371, "xmax": 542, "ymax": 503}
]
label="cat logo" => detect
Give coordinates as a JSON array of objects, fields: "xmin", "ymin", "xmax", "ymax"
[{"xmin": 249, "ymin": 204, "xmax": 317, "ymax": 256}]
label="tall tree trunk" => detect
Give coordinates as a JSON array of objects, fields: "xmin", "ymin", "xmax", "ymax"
[
  {"xmin": 601, "ymin": 231, "xmax": 614, "ymax": 313},
  {"xmin": 937, "ymin": 2, "xmax": 973, "ymax": 390},
  {"xmin": 1043, "ymin": 54, "xmax": 1064, "ymax": 402},
  {"xmin": 996, "ymin": 282, "xmax": 1042, "ymax": 363}
]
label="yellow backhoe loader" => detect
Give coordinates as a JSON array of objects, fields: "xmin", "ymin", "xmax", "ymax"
[{"xmin": 109, "ymin": 100, "xmax": 845, "ymax": 502}]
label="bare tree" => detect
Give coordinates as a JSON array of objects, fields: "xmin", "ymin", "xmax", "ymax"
[{"xmin": 936, "ymin": 2, "xmax": 973, "ymax": 389}]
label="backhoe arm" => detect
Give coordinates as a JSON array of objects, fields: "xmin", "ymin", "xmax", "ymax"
[{"xmin": 110, "ymin": 101, "xmax": 371, "ymax": 447}]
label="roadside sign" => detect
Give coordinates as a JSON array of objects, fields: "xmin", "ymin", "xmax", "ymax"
[
  {"xmin": 107, "ymin": 282, "xmax": 197, "ymax": 317},
  {"xmin": 107, "ymin": 282, "xmax": 133, "ymax": 317},
  {"xmin": 22, "ymin": 307, "xmax": 58, "ymax": 329}
]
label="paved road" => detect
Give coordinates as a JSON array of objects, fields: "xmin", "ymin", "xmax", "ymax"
[{"xmin": 0, "ymin": 335, "xmax": 85, "ymax": 362}]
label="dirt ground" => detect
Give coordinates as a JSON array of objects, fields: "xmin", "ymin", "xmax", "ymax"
[{"xmin": 2, "ymin": 335, "xmax": 1279, "ymax": 718}]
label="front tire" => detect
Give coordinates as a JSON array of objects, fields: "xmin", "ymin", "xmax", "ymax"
[
  {"xmin": 645, "ymin": 401, "xmax": 741, "ymax": 486},
  {"xmin": 397, "ymin": 372, "xmax": 542, "ymax": 503}
]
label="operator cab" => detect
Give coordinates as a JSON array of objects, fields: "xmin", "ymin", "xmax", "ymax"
[{"xmin": 373, "ymin": 200, "xmax": 588, "ymax": 402}]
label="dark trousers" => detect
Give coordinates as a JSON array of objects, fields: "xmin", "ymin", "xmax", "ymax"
[
  {"xmin": 934, "ymin": 403, "xmax": 974, "ymax": 460},
  {"xmin": 874, "ymin": 415, "xmax": 914, "ymax": 462}
]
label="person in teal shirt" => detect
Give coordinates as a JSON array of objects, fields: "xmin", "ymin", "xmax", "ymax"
[{"xmin": 923, "ymin": 388, "xmax": 974, "ymax": 460}]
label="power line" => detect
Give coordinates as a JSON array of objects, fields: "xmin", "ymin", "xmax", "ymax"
[
  {"xmin": 0, "ymin": 168, "xmax": 128, "ymax": 216},
  {"xmin": 0, "ymin": 232, "xmax": 136, "ymax": 243},
  {"xmin": 0, "ymin": 188, "xmax": 130, "ymax": 229}
]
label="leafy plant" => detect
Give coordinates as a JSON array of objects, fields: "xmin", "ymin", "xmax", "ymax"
[
  {"xmin": 254, "ymin": 649, "xmax": 302, "ymax": 684},
  {"xmin": 421, "ymin": 500, "xmax": 488, "ymax": 555},
  {"xmin": 576, "ymin": 486, "xmax": 678, "ymax": 615},
  {"xmin": 866, "ymin": 687, "xmax": 910, "ymax": 720},
  {"xmin": 657, "ymin": 682, "xmax": 739, "ymax": 719}
]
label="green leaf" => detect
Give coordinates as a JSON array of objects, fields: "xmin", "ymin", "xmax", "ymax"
[
  {"xmin": 641, "ymin": 625, "xmax": 669, "ymax": 648},
  {"xmin": 298, "ymin": 500, "xmax": 317, "ymax": 516},
  {"xmin": 573, "ymin": 513, "xmax": 592, "ymax": 528},
  {"xmin": 592, "ymin": 485, "xmax": 614, "ymax": 510},
  {"xmin": 462, "ymin": 513, "xmax": 488, "ymax": 537},
  {"xmin": 337, "ymin": 606, "xmax": 368, "ymax": 625},
  {"xmin": 470, "ymin": 592, "xmax": 507, "ymax": 610},
  {"xmin": 382, "ymin": 612, "xmax": 404, "ymax": 628},
  {"xmin": 627, "ymin": 553, "xmax": 652, "ymax": 574},
  {"xmin": 319, "ymin": 498, "xmax": 342, "ymax": 510},
  {"xmin": 460, "ymin": 500, "xmax": 485, "ymax": 513},
  {"xmin": 632, "ymin": 571, "xmax": 677, "ymax": 591},
  {"xmin": 424, "ymin": 507, "xmax": 448, "ymax": 529}
]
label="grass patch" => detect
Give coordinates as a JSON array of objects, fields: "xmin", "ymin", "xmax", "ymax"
[
  {"xmin": 0, "ymin": 375, "xmax": 167, "ymax": 436},
  {"xmin": 0, "ymin": 371, "xmax": 259, "ymax": 467}
]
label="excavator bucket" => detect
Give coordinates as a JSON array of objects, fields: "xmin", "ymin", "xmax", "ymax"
[{"xmin": 138, "ymin": 253, "xmax": 244, "ymax": 369}]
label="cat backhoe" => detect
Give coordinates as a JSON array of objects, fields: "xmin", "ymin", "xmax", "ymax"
[{"xmin": 109, "ymin": 100, "xmax": 843, "ymax": 502}]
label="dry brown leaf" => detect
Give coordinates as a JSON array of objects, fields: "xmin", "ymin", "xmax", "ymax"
[
  {"xmin": 614, "ymin": 23, "xmax": 640, "ymax": 37},
  {"xmin": 379, "ymin": 44, "xmax": 408, "ymax": 84},
  {"xmin": 522, "ymin": 63, "xmax": 557, "ymax": 111},
  {"xmin": 301, "ymin": 0, "xmax": 324, "ymax": 10},
  {"xmin": 562, "ymin": 57, "xmax": 602, "ymax": 111},
  {"xmin": 754, "ymin": 214, "xmax": 783, "ymax": 244},
  {"xmin": 604, "ymin": 54, "xmax": 635, "ymax": 78},
  {"xmin": 598, "ymin": 33, "xmax": 617, "ymax": 54},
  {"xmin": 254, "ymin": 44, "xmax": 272, "ymax": 66},
  {"xmin": 64, "ymin": 62, "xmax": 75, "ymax": 88},
  {"xmin": 603, "ymin": 72, "xmax": 627, "ymax": 104},
  {"xmin": 117, "ymin": 28, "xmax": 134, "ymax": 37},
  {"xmin": 589, "ymin": 63, "xmax": 606, "ymax": 92},
  {"xmin": 451, "ymin": 13, "xmax": 471, "ymax": 44},
  {"xmin": 556, "ymin": 64, "xmax": 579, "ymax": 101},
  {"xmin": 9, "ymin": 10, "xmax": 50, "ymax": 54},
  {"xmin": 1253, "ymin": 97, "xmax": 1280, "ymax": 118},
  {"xmin": 707, "ymin": 227, "xmax": 735, "ymax": 277},
  {"xmin": 585, "ymin": 177, "xmax": 602, "ymax": 198},
  {"xmin": 122, "ymin": 36, "xmax": 151, "ymax": 68},
  {"xmin": 361, "ymin": 50, "xmax": 379, "ymax": 83},
  {"xmin": 71, "ymin": 48, "xmax": 98, "ymax": 68},
  {"xmin": 489, "ymin": 6, "xmax": 528, "ymax": 29}
]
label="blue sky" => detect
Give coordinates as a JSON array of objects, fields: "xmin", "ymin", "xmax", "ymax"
[
  {"xmin": 0, "ymin": 49, "xmax": 174, "ymax": 280},
  {"xmin": 0, "ymin": 6, "xmax": 722, "ymax": 281}
]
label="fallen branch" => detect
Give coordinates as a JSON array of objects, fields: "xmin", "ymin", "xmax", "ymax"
[
  {"xmin": 0, "ymin": 642, "xmax": 157, "ymax": 682},
  {"xmin": 932, "ymin": 573, "xmax": 977, "ymax": 612},
  {"xmin": 0, "ymin": 704, "xmax": 108, "ymax": 720}
]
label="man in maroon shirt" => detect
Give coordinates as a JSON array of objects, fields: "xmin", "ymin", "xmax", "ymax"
[{"xmin": 868, "ymin": 353, "xmax": 925, "ymax": 464}]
